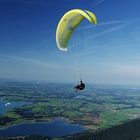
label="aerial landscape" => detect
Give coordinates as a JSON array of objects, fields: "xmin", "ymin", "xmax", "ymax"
[
  {"xmin": 0, "ymin": 0, "xmax": 140, "ymax": 139},
  {"xmin": 1, "ymin": 81, "xmax": 140, "ymax": 139}
]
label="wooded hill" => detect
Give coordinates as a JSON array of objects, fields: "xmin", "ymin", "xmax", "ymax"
[{"xmin": 60, "ymin": 118, "xmax": 140, "ymax": 140}]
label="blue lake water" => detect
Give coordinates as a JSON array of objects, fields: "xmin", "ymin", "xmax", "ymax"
[
  {"xmin": 0, "ymin": 119, "xmax": 86, "ymax": 138},
  {"xmin": 0, "ymin": 98, "xmax": 31, "ymax": 115}
]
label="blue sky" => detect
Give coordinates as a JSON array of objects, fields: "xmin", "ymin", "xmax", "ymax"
[{"xmin": 0, "ymin": 0, "xmax": 140, "ymax": 85}]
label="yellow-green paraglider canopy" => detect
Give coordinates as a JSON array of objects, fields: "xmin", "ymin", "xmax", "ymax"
[{"xmin": 56, "ymin": 9, "xmax": 97, "ymax": 51}]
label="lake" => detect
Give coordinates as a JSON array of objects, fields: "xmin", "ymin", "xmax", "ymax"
[
  {"xmin": 0, "ymin": 119, "xmax": 86, "ymax": 138},
  {"xmin": 0, "ymin": 98, "xmax": 31, "ymax": 115}
]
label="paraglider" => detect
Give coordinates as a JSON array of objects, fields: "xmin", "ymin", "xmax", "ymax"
[
  {"xmin": 74, "ymin": 80, "xmax": 85, "ymax": 92},
  {"xmin": 56, "ymin": 9, "xmax": 97, "ymax": 51},
  {"xmin": 5, "ymin": 102, "xmax": 11, "ymax": 106},
  {"xmin": 56, "ymin": 9, "xmax": 97, "ymax": 91}
]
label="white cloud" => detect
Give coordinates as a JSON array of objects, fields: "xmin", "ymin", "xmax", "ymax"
[
  {"xmin": 0, "ymin": 55, "xmax": 60, "ymax": 68},
  {"xmin": 1, "ymin": 54, "xmax": 140, "ymax": 85},
  {"xmin": 94, "ymin": 0, "xmax": 106, "ymax": 7},
  {"xmin": 87, "ymin": 22, "xmax": 131, "ymax": 40},
  {"xmin": 80, "ymin": 20, "xmax": 126, "ymax": 30}
]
